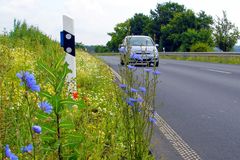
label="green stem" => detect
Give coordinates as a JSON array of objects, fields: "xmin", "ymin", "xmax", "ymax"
[
  {"xmin": 56, "ymin": 113, "xmax": 62, "ymax": 160},
  {"xmin": 25, "ymin": 92, "xmax": 36, "ymax": 160}
]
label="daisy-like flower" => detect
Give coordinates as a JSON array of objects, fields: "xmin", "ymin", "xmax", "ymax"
[
  {"xmin": 153, "ymin": 70, "xmax": 161, "ymax": 75},
  {"xmin": 130, "ymin": 53, "xmax": 142, "ymax": 60},
  {"xmin": 128, "ymin": 97, "xmax": 138, "ymax": 102},
  {"xmin": 139, "ymin": 87, "xmax": 146, "ymax": 93},
  {"xmin": 130, "ymin": 88, "xmax": 138, "ymax": 93},
  {"xmin": 119, "ymin": 84, "xmax": 127, "ymax": 89},
  {"xmin": 137, "ymin": 97, "xmax": 144, "ymax": 103},
  {"xmin": 16, "ymin": 71, "xmax": 40, "ymax": 92},
  {"xmin": 38, "ymin": 101, "xmax": 52, "ymax": 114},
  {"xmin": 32, "ymin": 125, "xmax": 42, "ymax": 134},
  {"xmin": 149, "ymin": 117, "xmax": 157, "ymax": 124},
  {"xmin": 21, "ymin": 144, "xmax": 33, "ymax": 153},
  {"xmin": 144, "ymin": 68, "xmax": 152, "ymax": 72},
  {"xmin": 5, "ymin": 145, "xmax": 11, "ymax": 158},
  {"xmin": 127, "ymin": 65, "xmax": 136, "ymax": 70},
  {"xmin": 5, "ymin": 145, "xmax": 18, "ymax": 160}
]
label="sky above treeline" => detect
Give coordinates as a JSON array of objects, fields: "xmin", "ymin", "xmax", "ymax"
[{"xmin": 1, "ymin": 0, "xmax": 240, "ymax": 45}]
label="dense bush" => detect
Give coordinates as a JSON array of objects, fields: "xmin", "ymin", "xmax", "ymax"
[{"xmin": 190, "ymin": 42, "xmax": 213, "ymax": 52}]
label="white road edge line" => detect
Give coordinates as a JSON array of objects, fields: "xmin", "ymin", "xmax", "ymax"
[
  {"xmin": 207, "ymin": 69, "xmax": 232, "ymax": 74},
  {"xmin": 109, "ymin": 67, "xmax": 202, "ymax": 160}
]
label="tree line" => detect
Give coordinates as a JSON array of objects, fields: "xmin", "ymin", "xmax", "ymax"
[{"xmin": 106, "ymin": 2, "xmax": 240, "ymax": 52}]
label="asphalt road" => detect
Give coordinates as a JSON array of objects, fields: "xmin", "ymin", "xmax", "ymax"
[{"xmin": 100, "ymin": 56, "xmax": 240, "ymax": 160}]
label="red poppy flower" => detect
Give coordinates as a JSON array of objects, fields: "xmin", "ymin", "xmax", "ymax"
[{"xmin": 72, "ymin": 91, "xmax": 78, "ymax": 100}]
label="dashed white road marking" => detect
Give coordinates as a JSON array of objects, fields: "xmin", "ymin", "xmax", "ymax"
[
  {"xmin": 207, "ymin": 68, "xmax": 232, "ymax": 74},
  {"xmin": 109, "ymin": 66, "xmax": 202, "ymax": 160}
]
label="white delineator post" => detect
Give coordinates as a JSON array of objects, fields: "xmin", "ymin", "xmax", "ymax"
[{"xmin": 61, "ymin": 15, "xmax": 76, "ymax": 93}]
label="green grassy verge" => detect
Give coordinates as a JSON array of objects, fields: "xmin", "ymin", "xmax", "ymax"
[
  {"xmin": 92, "ymin": 52, "xmax": 119, "ymax": 56},
  {"xmin": 160, "ymin": 55, "xmax": 240, "ymax": 64},
  {"xmin": 0, "ymin": 21, "xmax": 154, "ymax": 159}
]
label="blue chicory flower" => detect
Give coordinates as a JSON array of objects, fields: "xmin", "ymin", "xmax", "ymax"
[
  {"xmin": 137, "ymin": 97, "xmax": 144, "ymax": 103},
  {"xmin": 5, "ymin": 145, "xmax": 11, "ymax": 158},
  {"xmin": 126, "ymin": 100, "xmax": 134, "ymax": 107},
  {"xmin": 128, "ymin": 97, "xmax": 138, "ymax": 103},
  {"xmin": 5, "ymin": 145, "xmax": 18, "ymax": 160},
  {"xmin": 153, "ymin": 70, "xmax": 161, "ymax": 75},
  {"xmin": 38, "ymin": 101, "xmax": 53, "ymax": 114},
  {"xmin": 126, "ymin": 97, "xmax": 140, "ymax": 107},
  {"xmin": 9, "ymin": 153, "xmax": 18, "ymax": 160},
  {"xmin": 16, "ymin": 71, "xmax": 40, "ymax": 92},
  {"xmin": 149, "ymin": 117, "xmax": 157, "ymax": 124},
  {"xmin": 119, "ymin": 84, "xmax": 127, "ymax": 89},
  {"xmin": 130, "ymin": 88, "xmax": 138, "ymax": 93},
  {"xmin": 127, "ymin": 65, "xmax": 136, "ymax": 70},
  {"xmin": 21, "ymin": 144, "xmax": 33, "ymax": 153},
  {"xmin": 144, "ymin": 68, "xmax": 152, "ymax": 72},
  {"xmin": 32, "ymin": 125, "xmax": 42, "ymax": 134},
  {"xmin": 130, "ymin": 53, "xmax": 142, "ymax": 60},
  {"xmin": 126, "ymin": 97, "xmax": 138, "ymax": 107},
  {"xmin": 139, "ymin": 87, "xmax": 146, "ymax": 93}
]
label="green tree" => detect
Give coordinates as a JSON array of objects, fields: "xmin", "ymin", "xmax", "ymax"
[
  {"xmin": 94, "ymin": 45, "xmax": 109, "ymax": 53},
  {"xmin": 190, "ymin": 42, "xmax": 213, "ymax": 52},
  {"xmin": 149, "ymin": 2, "xmax": 185, "ymax": 46},
  {"xmin": 75, "ymin": 42, "xmax": 85, "ymax": 51},
  {"xmin": 106, "ymin": 2, "xmax": 214, "ymax": 52},
  {"xmin": 161, "ymin": 9, "xmax": 213, "ymax": 51},
  {"xmin": 180, "ymin": 29, "xmax": 213, "ymax": 51},
  {"xmin": 161, "ymin": 10, "xmax": 196, "ymax": 51},
  {"xmin": 129, "ymin": 13, "xmax": 150, "ymax": 35},
  {"xmin": 196, "ymin": 11, "xmax": 213, "ymax": 30},
  {"xmin": 213, "ymin": 11, "xmax": 240, "ymax": 51},
  {"xmin": 107, "ymin": 20, "xmax": 130, "ymax": 52}
]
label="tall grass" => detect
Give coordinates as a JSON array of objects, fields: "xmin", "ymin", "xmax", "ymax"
[{"xmin": 0, "ymin": 20, "xmax": 157, "ymax": 159}]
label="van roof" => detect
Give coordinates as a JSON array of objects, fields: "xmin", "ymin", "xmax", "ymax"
[{"xmin": 125, "ymin": 35, "xmax": 151, "ymax": 38}]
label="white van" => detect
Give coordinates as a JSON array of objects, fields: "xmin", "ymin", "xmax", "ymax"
[{"xmin": 119, "ymin": 35, "xmax": 159, "ymax": 67}]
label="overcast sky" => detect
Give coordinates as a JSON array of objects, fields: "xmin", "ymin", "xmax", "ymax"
[{"xmin": 0, "ymin": 0, "xmax": 240, "ymax": 45}]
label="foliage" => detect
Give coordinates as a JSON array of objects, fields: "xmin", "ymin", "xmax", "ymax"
[
  {"xmin": 190, "ymin": 42, "xmax": 213, "ymax": 52},
  {"xmin": 107, "ymin": 2, "xmax": 214, "ymax": 52},
  {"xmin": 118, "ymin": 43, "xmax": 160, "ymax": 159},
  {"xmin": 149, "ymin": 2, "xmax": 185, "ymax": 46},
  {"xmin": 75, "ymin": 42, "xmax": 86, "ymax": 51},
  {"xmin": 94, "ymin": 45, "xmax": 109, "ymax": 53},
  {"xmin": 130, "ymin": 13, "xmax": 151, "ymax": 35},
  {"xmin": 213, "ymin": 11, "xmax": 240, "ymax": 51},
  {"xmin": 0, "ymin": 20, "xmax": 85, "ymax": 159},
  {"xmin": 161, "ymin": 10, "xmax": 213, "ymax": 52},
  {"xmin": 0, "ymin": 20, "xmax": 156, "ymax": 159},
  {"xmin": 179, "ymin": 29, "xmax": 213, "ymax": 51},
  {"xmin": 107, "ymin": 20, "xmax": 130, "ymax": 52}
]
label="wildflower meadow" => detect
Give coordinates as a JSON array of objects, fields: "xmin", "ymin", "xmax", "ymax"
[{"xmin": 0, "ymin": 20, "xmax": 160, "ymax": 159}]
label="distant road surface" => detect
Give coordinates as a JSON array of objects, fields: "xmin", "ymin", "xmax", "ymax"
[{"xmin": 100, "ymin": 56, "xmax": 240, "ymax": 160}]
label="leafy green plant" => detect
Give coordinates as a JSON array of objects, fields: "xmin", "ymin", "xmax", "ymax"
[
  {"xmin": 190, "ymin": 42, "xmax": 213, "ymax": 52},
  {"xmin": 0, "ymin": 20, "xmax": 156, "ymax": 159},
  {"xmin": 117, "ymin": 39, "xmax": 160, "ymax": 159}
]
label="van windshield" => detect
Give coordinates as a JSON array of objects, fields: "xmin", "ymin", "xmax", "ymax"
[{"xmin": 127, "ymin": 37, "xmax": 154, "ymax": 46}]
